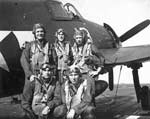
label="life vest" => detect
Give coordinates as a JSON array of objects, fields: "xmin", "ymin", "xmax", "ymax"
[
  {"xmin": 32, "ymin": 79, "xmax": 56, "ymax": 116},
  {"xmin": 64, "ymin": 80, "xmax": 87, "ymax": 111},
  {"xmin": 54, "ymin": 41, "xmax": 70, "ymax": 70},
  {"xmin": 72, "ymin": 42, "xmax": 92, "ymax": 59},
  {"xmin": 30, "ymin": 41, "xmax": 49, "ymax": 74},
  {"xmin": 72, "ymin": 42, "xmax": 92, "ymax": 73}
]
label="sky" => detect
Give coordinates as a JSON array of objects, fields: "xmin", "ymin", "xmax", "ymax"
[{"xmin": 62, "ymin": 0, "xmax": 150, "ymax": 84}]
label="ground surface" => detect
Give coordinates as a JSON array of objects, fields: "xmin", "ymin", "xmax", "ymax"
[{"xmin": 0, "ymin": 84, "xmax": 150, "ymax": 119}]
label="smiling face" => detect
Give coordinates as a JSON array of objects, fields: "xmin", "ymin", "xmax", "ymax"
[{"xmin": 35, "ymin": 28, "xmax": 45, "ymax": 41}]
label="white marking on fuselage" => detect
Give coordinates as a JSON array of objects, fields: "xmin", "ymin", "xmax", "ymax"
[
  {"xmin": 0, "ymin": 31, "xmax": 33, "ymax": 48},
  {"xmin": 0, "ymin": 31, "xmax": 11, "ymax": 42},
  {"xmin": 0, "ymin": 31, "xmax": 33, "ymax": 71},
  {"xmin": 0, "ymin": 52, "xmax": 9, "ymax": 72}
]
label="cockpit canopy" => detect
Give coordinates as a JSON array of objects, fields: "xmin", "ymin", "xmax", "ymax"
[{"xmin": 47, "ymin": 1, "xmax": 82, "ymax": 20}]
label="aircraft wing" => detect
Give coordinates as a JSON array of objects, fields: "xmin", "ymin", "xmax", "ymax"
[{"xmin": 99, "ymin": 45, "xmax": 150, "ymax": 66}]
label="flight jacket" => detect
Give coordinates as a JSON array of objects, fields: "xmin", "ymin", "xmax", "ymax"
[
  {"xmin": 61, "ymin": 78, "xmax": 95, "ymax": 115},
  {"xmin": 20, "ymin": 40, "xmax": 57, "ymax": 80},
  {"xmin": 21, "ymin": 79, "xmax": 61, "ymax": 118}
]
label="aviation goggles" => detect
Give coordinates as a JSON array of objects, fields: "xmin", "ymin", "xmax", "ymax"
[
  {"xmin": 58, "ymin": 30, "xmax": 64, "ymax": 34},
  {"xmin": 41, "ymin": 63, "xmax": 56, "ymax": 71},
  {"xmin": 58, "ymin": 29, "xmax": 65, "ymax": 35}
]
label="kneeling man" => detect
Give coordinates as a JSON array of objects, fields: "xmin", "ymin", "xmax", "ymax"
[
  {"xmin": 55, "ymin": 66, "xmax": 96, "ymax": 119},
  {"xmin": 21, "ymin": 63, "xmax": 61, "ymax": 119}
]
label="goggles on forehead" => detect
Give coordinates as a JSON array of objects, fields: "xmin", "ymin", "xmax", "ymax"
[
  {"xmin": 42, "ymin": 68, "xmax": 51, "ymax": 71},
  {"xmin": 58, "ymin": 32, "xmax": 64, "ymax": 35},
  {"xmin": 57, "ymin": 28, "xmax": 65, "ymax": 34},
  {"xmin": 41, "ymin": 66, "xmax": 56, "ymax": 76},
  {"xmin": 68, "ymin": 67, "xmax": 81, "ymax": 74},
  {"xmin": 41, "ymin": 64, "xmax": 56, "ymax": 71}
]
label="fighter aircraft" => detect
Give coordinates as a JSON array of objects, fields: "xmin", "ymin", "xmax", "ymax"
[{"xmin": 0, "ymin": 0, "xmax": 150, "ymax": 109}]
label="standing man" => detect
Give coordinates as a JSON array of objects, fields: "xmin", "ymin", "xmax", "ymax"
[
  {"xmin": 20, "ymin": 23, "xmax": 57, "ymax": 82},
  {"xmin": 21, "ymin": 63, "xmax": 61, "ymax": 119},
  {"xmin": 72, "ymin": 27, "xmax": 108, "ymax": 97},
  {"xmin": 20, "ymin": 23, "xmax": 57, "ymax": 118},
  {"xmin": 54, "ymin": 28, "xmax": 73, "ymax": 84}
]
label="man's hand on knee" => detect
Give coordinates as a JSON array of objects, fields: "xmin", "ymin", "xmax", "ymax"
[
  {"xmin": 67, "ymin": 109, "xmax": 75, "ymax": 119},
  {"xmin": 42, "ymin": 106, "xmax": 50, "ymax": 115}
]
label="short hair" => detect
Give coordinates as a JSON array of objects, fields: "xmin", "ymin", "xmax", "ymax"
[{"xmin": 32, "ymin": 23, "xmax": 46, "ymax": 34}]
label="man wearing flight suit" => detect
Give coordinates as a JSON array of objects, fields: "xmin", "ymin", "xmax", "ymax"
[
  {"xmin": 20, "ymin": 23, "xmax": 57, "ymax": 118},
  {"xmin": 54, "ymin": 66, "xmax": 96, "ymax": 119},
  {"xmin": 54, "ymin": 28, "xmax": 73, "ymax": 84},
  {"xmin": 71, "ymin": 27, "xmax": 108, "ymax": 97},
  {"xmin": 21, "ymin": 63, "xmax": 61, "ymax": 119},
  {"xmin": 20, "ymin": 23, "xmax": 57, "ymax": 82}
]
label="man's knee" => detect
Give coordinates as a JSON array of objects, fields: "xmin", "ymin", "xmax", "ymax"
[
  {"xmin": 82, "ymin": 106, "xmax": 96, "ymax": 119},
  {"xmin": 84, "ymin": 106, "xmax": 95, "ymax": 113},
  {"xmin": 53, "ymin": 105, "xmax": 67, "ymax": 118},
  {"xmin": 95, "ymin": 80, "xmax": 108, "ymax": 97}
]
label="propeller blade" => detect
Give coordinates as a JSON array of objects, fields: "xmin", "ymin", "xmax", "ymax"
[{"xmin": 120, "ymin": 19, "xmax": 150, "ymax": 42}]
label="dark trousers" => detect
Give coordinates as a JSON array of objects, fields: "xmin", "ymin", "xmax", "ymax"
[
  {"xmin": 95, "ymin": 80, "xmax": 108, "ymax": 97},
  {"xmin": 53, "ymin": 105, "xmax": 96, "ymax": 119}
]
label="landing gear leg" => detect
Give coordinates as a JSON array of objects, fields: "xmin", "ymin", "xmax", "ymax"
[{"xmin": 128, "ymin": 63, "xmax": 142, "ymax": 103}]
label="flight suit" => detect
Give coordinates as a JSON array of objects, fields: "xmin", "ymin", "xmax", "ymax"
[
  {"xmin": 72, "ymin": 41, "xmax": 107, "ymax": 98},
  {"xmin": 21, "ymin": 40, "xmax": 58, "ymax": 118},
  {"xmin": 20, "ymin": 40, "xmax": 57, "ymax": 80},
  {"xmin": 55, "ymin": 77, "xmax": 96, "ymax": 119},
  {"xmin": 21, "ymin": 77, "xmax": 61, "ymax": 119},
  {"xmin": 54, "ymin": 41, "xmax": 73, "ymax": 84}
]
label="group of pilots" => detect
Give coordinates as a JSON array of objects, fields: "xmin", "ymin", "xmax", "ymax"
[{"xmin": 20, "ymin": 23, "xmax": 108, "ymax": 119}]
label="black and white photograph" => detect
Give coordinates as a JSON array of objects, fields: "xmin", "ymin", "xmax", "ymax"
[{"xmin": 0, "ymin": 0, "xmax": 150, "ymax": 119}]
